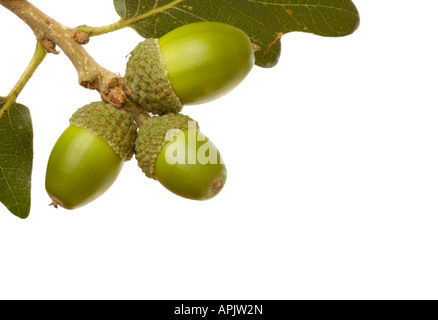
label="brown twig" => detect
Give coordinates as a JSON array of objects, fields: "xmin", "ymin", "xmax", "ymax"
[{"xmin": 0, "ymin": 0, "xmax": 125, "ymax": 106}]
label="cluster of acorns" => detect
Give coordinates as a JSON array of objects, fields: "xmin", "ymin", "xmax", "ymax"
[{"xmin": 45, "ymin": 22, "xmax": 255, "ymax": 210}]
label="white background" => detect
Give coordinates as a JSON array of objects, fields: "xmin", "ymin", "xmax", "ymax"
[{"xmin": 0, "ymin": 0, "xmax": 437, "ymax": 300}]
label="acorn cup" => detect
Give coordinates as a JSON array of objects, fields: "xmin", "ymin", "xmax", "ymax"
[
  {"xmin": 124, "ymin": 21, "xmax": 255, "ymax": 115},
  {"xmin": 135, "ymin": 113, "xmax": 227, "ymax": 200},
  {"xmin": 45, "ymin": 101, "xmax": 138, "ymax": 210}
]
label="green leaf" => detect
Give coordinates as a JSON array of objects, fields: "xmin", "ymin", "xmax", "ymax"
[
  {"xmin": 113, "ymin": 0, "xmax": 360, "ymax": 68},
  {"xmin": 0, "ymin": 97, "xmax": 33, "ymax": 219}
]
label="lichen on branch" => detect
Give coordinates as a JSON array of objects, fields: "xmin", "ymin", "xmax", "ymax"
[{"xmin": 0, "ymin": 0, "xmax": 125, "ymax": 106}]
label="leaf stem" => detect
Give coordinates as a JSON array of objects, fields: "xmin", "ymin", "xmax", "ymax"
[
  {"xmin": 0, "ymin": 41, "xmax": 47, "ymax": 119},
  {"xmin": 77, "ymin": 0, "xmax": 185, "ymax": 37}
]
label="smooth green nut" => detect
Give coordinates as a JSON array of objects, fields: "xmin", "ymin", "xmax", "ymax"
[
  {"xmin": 125, "ymin": 21, "xmax": 255, "ymax": 114},
  {"xmin": 45, "ymin": 125, "xmax": 124, "ymax": 209},
  {"xmin": 135, "ymin": 113, "xmax": 227, "ymax": 200},
  {"xmin": 155, "ymin": 129, "xmax": 227, "ymax": 200},
  {"xmin": 45, "ymin": 102, "xmax": 138, "ymax": 209}
]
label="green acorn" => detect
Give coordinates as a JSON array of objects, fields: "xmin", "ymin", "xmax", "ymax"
[
  {"xmin": 124, "ymin": 22, "xmax": 255, "ymax": 115},
  {"xmin": 135, "ymin": 113, "xmax": 227, "ymax": 200},
  {"xmin": 45, "ymin": 101, "xmax": 138, "ymax": 210}
]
